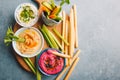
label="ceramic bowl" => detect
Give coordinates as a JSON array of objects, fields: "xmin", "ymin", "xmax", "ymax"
[
  {"xmin": 37, "ymin": 48, "xmax": 65, "ymax": 76},
  {"xmin": 12, "ymin": 27, "xmax": 44, "ymax": 57},
  {"xmin": 14, "ymin": 3, "xmax": 39, "ymax": 27},
  {"xmin": 42, "ymin": 12, "xmax": 61, "ymax": 26}
]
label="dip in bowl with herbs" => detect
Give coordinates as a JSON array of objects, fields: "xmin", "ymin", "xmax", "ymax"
[
  {"xmin": 12, "ymin": 27, "xmax": 44, "ymax": 57},
  {"xmin": 15, "ymin": 3, "xmax": 38, "ymax": 27}
]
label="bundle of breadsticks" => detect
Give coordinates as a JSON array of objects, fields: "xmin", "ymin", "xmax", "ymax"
[{"xmin": 55, "ymin": 4, "xmax": 80, "ymax": 80}]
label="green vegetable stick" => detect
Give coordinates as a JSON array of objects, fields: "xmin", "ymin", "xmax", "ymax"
[
  {"xmin": 50, "ymin": 0, "xmax": 55, "ymax": 8},
  {"xmin": 4, "ymin": 27, "xmax": 25, "ymax": 46},
  {"xmin": 60, "ymin": 0, "xmax": 70, "ymax": 6},
  {"xmin": 53, "ymin": 28, "xmax": 69, "ymax": 46},
  {"xmin": 35, "ymin": 56, "xmax": 42, "ymax": 80},
  {"xmin": 41, "ymin": 29, "xmax": 54, "ymax": 48},
  {"xmin": 23, "ymin": 58, "xmax": 36, "ymax": 74},
  {"xmin": 49, "ymin": 31, "xmax": 63, "ymax": 50},
  {"xmin": 42, "ymin": 25, "xmax": 59, "ymax": 49},
  {"xmin": 26, "ymin": 58, "xmax": 36, "ymax": 71},
  {"xmin": 36, "ymin": 69, "xmax": 42, "ymax": 80}
]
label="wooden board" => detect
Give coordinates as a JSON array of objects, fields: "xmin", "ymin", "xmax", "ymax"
[{"xmin": 13, "ymin": 0, "xmax": 63, "ymax": 72}]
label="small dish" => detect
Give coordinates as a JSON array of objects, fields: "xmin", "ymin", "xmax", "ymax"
[
  {"xmin": 12, "ymin": 27, "xmax": 44, "ymax": 57},
  {"xmin": 37, "ymin": 48, "xmax": 65, "ymax": 76},
  {"xmin": 14, "ymin": 3, "xmax": 39, "ymax": 27},
  {"xmin": 42, "ymin": 12, "xmax": 61, "ymax": 26}
]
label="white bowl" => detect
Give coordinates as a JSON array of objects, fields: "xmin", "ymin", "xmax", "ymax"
[
  {"xmin": 42, "ymin": 12, "xmax": 62, "ymax": 26},
  {"xmin": 14, "ymin": 3, "xmax": 39, "ymax": 27},
  {"xmin": 12, "ymin": 27, "xmax": 44, "ymax": 57}
]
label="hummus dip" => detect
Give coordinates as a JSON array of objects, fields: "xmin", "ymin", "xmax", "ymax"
[
  {"xmin": 16, "ymin": 28, "xmax": 41, "ymax": 54},
  {"xmin": 38, "ymin": 49, "xmax": 64, "ymax": 75}
]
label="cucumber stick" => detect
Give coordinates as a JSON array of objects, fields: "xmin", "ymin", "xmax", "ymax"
[
  {"xmin": 54, "ymin": 16, "xmax": 62, "ymax": 22},
  {"xmin": 42, "ymin": 1, "xmax": 53, "ymax": 10}
]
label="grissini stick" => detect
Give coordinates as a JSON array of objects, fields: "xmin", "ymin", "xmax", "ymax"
[
  {"xmin": 56, "ymin": 66, "xmax": 69, "ymax": 80},
  {"xmin": 73, "ymin": 4, "xmax": 78, "ymax": 48},
  {"xmin": 71, "ymin": 49, "xmax": 80, "ymax": 64},
  {"xmin": 65, "ymin": 20, "xmax": 69, "ymax": 66},
  {"xmin": 68, "ymin": 8, "xmax": 75, "ymax": 65},
  {"xmin": 48, "ymin": 50, "xmax": 71, "ymax": 58},
  {"xmin": 64, "ymin": 57, "xmax": 79, "ymax": 80},
  {"xmin": 62, "ymin": 11, "xmax": 66, "ymax": 52}
]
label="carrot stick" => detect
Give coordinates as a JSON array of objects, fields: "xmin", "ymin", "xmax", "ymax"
[
  {"xmin": 64, "ymin": 57, "xmax": 79, "ymax": 80},
  {"xmin": 73, "ymin": 4, "xmax": 78, "ymax": 48}
]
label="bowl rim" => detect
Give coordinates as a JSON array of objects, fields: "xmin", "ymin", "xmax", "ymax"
[
  {"xmin": 14, "ymin": 3, "xmax": 39, "ymax": 27},
  {"xmin": 12, "ymin": 27, "xmax": 44, "ymax": 58},
  {"xmin": 36, "ymin": 48, "xmax": 66, "ymax": 76}
]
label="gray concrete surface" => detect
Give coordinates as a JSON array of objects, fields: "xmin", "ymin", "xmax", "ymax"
[{"xmin": 0, "ymin": 0, "xmax": 120, "ymax": 80}]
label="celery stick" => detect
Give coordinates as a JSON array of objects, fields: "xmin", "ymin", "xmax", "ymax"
[
  {"xmin": 41, "ymin": 29, "xmax": 54, "ymax": 48},
  {"xmin": 26, "ymin": 58, "xmax": 36, "ymax": 71},
  {"xmin": 53, "ymin": 28, "xmax": 69, "ymax": 46},
  {"xmin": 49, "ymin": 31, "xmax": 63, "ymax": 50},
  {"xmin": 42, "ymin": 25, "xmax": 59, "ymax": 49},
  {"xmin": 23, "ymin": 58, "xmax": 36, "ymax": 74},
  {"xmin": 36, "ymin": 69, "xmax": 41, "ymax": 80}
]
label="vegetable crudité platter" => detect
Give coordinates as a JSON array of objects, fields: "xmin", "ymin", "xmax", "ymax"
[
  {"xmin": 4, "ymin": 0, "xmax": 80, "ymax": 80},
  {"xmin": 13, "ymin": 0, "xmax": 62, "ymax": 71}
]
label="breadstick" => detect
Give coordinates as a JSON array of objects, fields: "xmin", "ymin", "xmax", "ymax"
[
  {"xmin": 68, "ymin": 8, "xmax": 75, "ymax": 65},
  {"xmin": 62, "ymin": 11, "xmax": 66, "ymax": 52},
  {"xmin": 52, "ymin": 51, "xmax": 71, "ymax": 58},
  {"xmin": 69, "ymin": 8, "xmax": 74, "ymax": 57},
  {"xmin": 64, "ymin": 19, "xmax": 69, "ymax": 66},
  {"xmin": 73, "ymin": 4, "xmax": 78, "ymax": 48},
  {"xmin": 67, "ymin": 19, "xmax": 71, "ymax": 66},
  {"xmin": 64, "ymin": 57, "xmax": 79, "ymax": 80},
  {"xmin": 56, "ymin": 66, "xmax": 69, "ymax": 80},
  {"xmin": 71, "ymin": 49, "xmax": 81, "ymax": 64}
]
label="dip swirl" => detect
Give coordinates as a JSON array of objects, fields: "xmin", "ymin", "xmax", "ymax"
[
  {"xmin": 38, "ymin": 49, "xmax": 64, "ymax": 75},
  {"xmin": 16, "ymin": 28, "xmax": 41, "ymax": 54}
]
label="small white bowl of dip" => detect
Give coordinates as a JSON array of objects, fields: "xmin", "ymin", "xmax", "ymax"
[
  {"xmin": 12, "ymin": 27, "xmax": 44, "ymax": 57},
  {"xmin": 14, "ymin": 3, "xmax": 39, "ymax": 27}
]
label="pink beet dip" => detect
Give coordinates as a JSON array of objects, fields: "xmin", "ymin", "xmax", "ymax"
[{"xmin": 38, "ymin": 49, "xmax": 64, "ymax": 75}]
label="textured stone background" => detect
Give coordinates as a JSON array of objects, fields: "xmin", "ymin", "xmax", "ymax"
[{"xmin": 0, "ymin": 0, "xmax": 120, "ymax": 80}]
